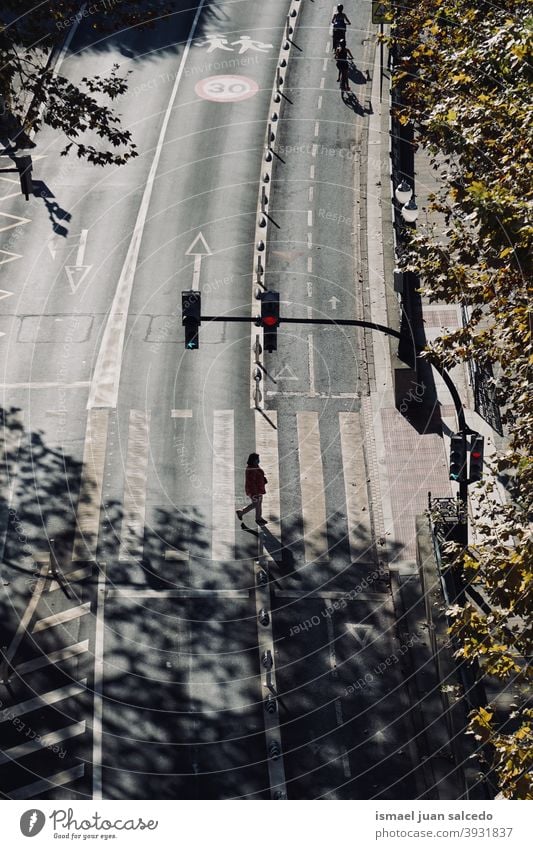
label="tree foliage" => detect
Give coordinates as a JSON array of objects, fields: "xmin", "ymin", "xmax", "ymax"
[
  {"xmin": 390, "ymin": 0, "xmax": 532, "ymax": 798},
  {"xmin": 0, "ymin": 1, "xmax": 167, "ymax": 165}
]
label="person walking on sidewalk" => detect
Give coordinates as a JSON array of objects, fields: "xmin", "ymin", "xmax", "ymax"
[{"xmin": 236, "ymin": 453, "xmax": 268, "ymax": 525}]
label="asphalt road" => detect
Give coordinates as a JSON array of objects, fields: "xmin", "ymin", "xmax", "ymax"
[{"xmin": 0, "ymin": 0, "xmax": 421, "ymax": 800}]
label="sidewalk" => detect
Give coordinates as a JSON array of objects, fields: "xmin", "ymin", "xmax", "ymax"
[{"xmin": 360, "ymin": 45, "xmax": 484, "ymax": 798}]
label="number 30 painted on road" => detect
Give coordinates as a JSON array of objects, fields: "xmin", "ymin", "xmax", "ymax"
[{"xmin": 195, "ymin": 75, "xmax": 259, "ymax": 102}]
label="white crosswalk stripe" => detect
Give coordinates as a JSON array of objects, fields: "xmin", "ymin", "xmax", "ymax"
[
  {"xmin": 212, "ymin": 410, "xmax": 235, "ymax": 561},
  {"xmin": 0, "ymin": 721, "xmax": 86, "ymax": 765},
  {"xmin": 339, "ymin": 412, "xmax": 371, "ymax": 562},
  {"xmin": 297, "ymin": 411, "xmax": 330, "ymax": 563},
  {"xmin": 73, "ymin": 409, "xmax": 109, "ymax": 561},
  {"xmin": 119, "ymin": 409, "xmax": 151, "ymax": 561},
  {"xmin": 256, "ymin": 410, "xmax": 280, "ymax": 540}
]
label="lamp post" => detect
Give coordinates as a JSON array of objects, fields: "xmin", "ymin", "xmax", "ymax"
[
  {"xmin": 401, "ymin": 196, "xmax": 419, "ymax": 223},
  {"xmin": 395, "ymin": 179, "xmax": 412, "ymax": 205}
]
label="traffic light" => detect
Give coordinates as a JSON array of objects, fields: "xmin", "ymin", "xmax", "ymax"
[
  {"xmin": 449, "ymin": 433, "xmax": 467, "ymax": 482},
  {"xmin": 15, "ymin": 155, "xmax": 33, "ymax": 200},
  {"xmin": 469, "ymin": 433, "xmax": 484, "ymax": 482},
  {"xmin": 260, "ymin": 290, "xmax": 280, "ymax": 353},
  {"xmin": 182, "ymin": 290, "xmax": 201, "ymax": 349}
]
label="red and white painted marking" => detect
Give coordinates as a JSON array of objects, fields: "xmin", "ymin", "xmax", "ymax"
[{"xmin": 195, "ymin": 75, "xmax": 259, "ymax": 102}]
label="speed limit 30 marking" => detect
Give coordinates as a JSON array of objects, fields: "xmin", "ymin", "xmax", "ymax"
[{"xmin": 195, "ymin": 75, "xmax": 259, "ymax": 103}]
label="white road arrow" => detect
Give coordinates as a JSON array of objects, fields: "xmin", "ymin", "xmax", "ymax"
[
  {"xmin": 65, "ymin": 229, "xmax": 92, "ymax": 293},
  {"xmin": 328, "ymin": 296, "xmax": 340, "ymax": 310},
  {"xmin": 185, "ymin": 232, "xmax": 212, "ymax": 291}
]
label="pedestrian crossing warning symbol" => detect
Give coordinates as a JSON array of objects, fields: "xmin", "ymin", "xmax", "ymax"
[{"xmin": 372, "ymin": 0, "xmax": 393, "ymax": 24}]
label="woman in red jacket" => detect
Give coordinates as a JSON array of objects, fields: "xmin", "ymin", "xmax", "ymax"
[{"xmin": 236, "ymin": 453, "xmax": 268, "ymax": 525}]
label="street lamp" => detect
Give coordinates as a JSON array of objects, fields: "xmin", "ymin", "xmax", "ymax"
[
  {"xmin": 401, "ymin": 196, "xmax": 419, "ymax": 223},
  {"xmin": 395, "ymin": 179, "xmax": 412, "ymax": 204}
]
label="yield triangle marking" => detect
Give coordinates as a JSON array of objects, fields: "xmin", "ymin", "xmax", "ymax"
[
  {"xmin": 185, "ymin": 232, "xmax": 212, "ymax": 256},
  {"xmin": 346, "ymin": 624, "xmax": 373, "ymax": 648},
  {"xmin": 0, "ymin": 250, "xmax": 21, "ymax": 265},
  {"xmin": 0, "ymin": 289, "xmax": 14, "ymax": 301},
  {"xmin": 65, "ymin": 265, "xmax": 92, "ymax": 293},
  {"xmin": 273, "ymin": 364, "xmax": 299, "ymax": 381},
  {"xmin": 0, "ymin": 212, "xmax": 31, "ymax": 233}
]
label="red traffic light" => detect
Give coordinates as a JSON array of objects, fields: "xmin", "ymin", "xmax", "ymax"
[{"xmin": 262, "ymin": 315, "xmax": 278, "ymax": 327}]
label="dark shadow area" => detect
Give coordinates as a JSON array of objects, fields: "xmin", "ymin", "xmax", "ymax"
[
  {"xmin": 348, "ymin": 65, "xmax": 367, "ymax": 86},
  {"xmin": 31, "ymin": 180, "xmax": 72, "ymax": 236}
]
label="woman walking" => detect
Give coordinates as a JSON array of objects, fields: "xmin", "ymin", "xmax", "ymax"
[{"xmin": 236, "ymin": 453, "xmax": 268, "ymax": 525}]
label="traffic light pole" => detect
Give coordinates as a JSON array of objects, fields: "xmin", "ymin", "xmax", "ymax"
[{"xmin": 201, "ymin": 311, "xmax": 473, "ymax": 550}]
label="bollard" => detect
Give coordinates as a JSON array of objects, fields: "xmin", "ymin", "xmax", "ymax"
[
  {"xmin": 254, "ymin": 368, "xmax": 262, "ymax": 382},
  {"xmin": 265, "ymin": 695, "xmax": 277, "ymax": 714},
  {"xmin": 269, "ymin": 740, "xmax": 281, "ymax": 760},
  {"xmin": 257, "ymin": 568, "xmax": 268, "ymax": 585},
  {"xmin": 258, "ymin": 215, "xmax": 267, "ymax": 228},
  {"xmin": 262, "ymin": 650, "xmax": 273, "ymax": 669},
  {"xmin": 254, "ymin": 386, "xmax": 262, "ymax": 407},
  {"xmin": 257, "ymin": 240, "xmax": 265, "ymax": 251},
  {"xmin": 263, "ymin": 173, "xmax": 270, "ymax": 183},
  {"xmin": 280, "ymin": 58, "xmax": 287, "ymax": 68},
  {"xmin": 258, "ymin": 608, "xmax": 270, "ymax": 626}
]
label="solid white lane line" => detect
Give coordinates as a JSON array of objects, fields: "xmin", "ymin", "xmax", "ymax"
[
  {"xmin": 15, "ymin": 640, "xmax": 90, "ymax": 676},
  {"xmin": 32, "ymin": 602, "xmax": 91, "ymax": 634},
  {"xmin": 0, "ymin": 679, "xmax": 87, "ymax": 722},
  {"xmin": 108, "ymin": 588, "xmax": 248, "ymax": 599},
  {"xmin": 0, "ymin": 381, "xmax": 89, "ymax": 390},
  {"xmin": 297, "ymin": 412, "xmax": 329, "ymax": 563},
  {"xmin": 339, "ymin": 413, "xmax": 369, "ymax": 562},
  {"xmin": 73, "ymin": 409, "xmax": 109, "ymax": 561},
  {"xmin": 87, "ymin": 0, "xmax": 208, "ymax": 409},
  {"xmin": 171, "ymin": 410, "xmax": 193, "ymax": 418},
  {"xmin": 256, "ymin": 410, "xmax": 280, "ymax": 541},
  {"xmin": 92, "ymin": 563, "xmax": 106, "ymax": 800},
  {"xmin": 10, "ymin": 765, "xmax": 85, "ymax": 799},
  {"xmin": 119, "ymin": 409, "xmax": 150, "ymax": 561},
  {"xmin": 0, "ymin": 721, "xmax": 86, "ymax": 765},
  {"xmin": 212, "ymin": 411, "xmax": 235, "ymax": 561}
]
